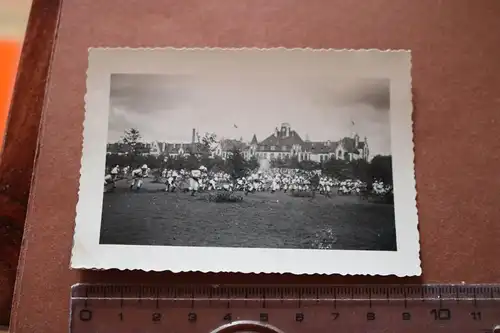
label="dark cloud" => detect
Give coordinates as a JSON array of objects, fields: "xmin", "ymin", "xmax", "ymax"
[
  {"xmin": 349, "ymin": 78, "xmax": 390, "ymax": 110},
  {"xmin": 336, "ymin": 78, "xmax": 390, "ymax": 110},
  {"xmin": 110, "ymin": 74, "xmax": 192, "ymax": 114},
  {"xmin": 310, "ymin": 78, "xmax": 390, "ymax": 111}
]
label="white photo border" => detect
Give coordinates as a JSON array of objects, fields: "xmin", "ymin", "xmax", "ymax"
[{"xmin": 71, "ymin": 48, "xmax": 420, "ymax": 276}]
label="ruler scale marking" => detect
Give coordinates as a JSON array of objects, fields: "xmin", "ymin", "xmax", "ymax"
[
  {"xmin": 155, "ymin": 287, "xmax": 160, "ymax": 309},
  {"xmin": 439, "ymin": 287, "xmax": 443, "ymax": 308},
  {"xmin": 71, "ymin": 284, "xmax": 500, "ymax": 333},
  {"xmin": 333, "ymin": 287, "xmax": 337, "ymax": 309},
  {"xmin": 474, "ymin": 288, "xmax": 478, "ymax": 308},
  {"xmin": 368, "ymin": 288, "xmax": 372, "ymax": 308},
  {"xmin": 403, "ymin": 287, "xmax": 408, "ymax": 309}
]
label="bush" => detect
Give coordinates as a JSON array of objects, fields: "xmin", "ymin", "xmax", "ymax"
[{"xmin": 208, "ymin": 191, "xmax": 244, "ymax": 203}]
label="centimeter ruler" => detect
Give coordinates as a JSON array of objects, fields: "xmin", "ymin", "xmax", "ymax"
[{"xmin": 71, "ymin": 284, "xmax": 500, "ymax": 333}]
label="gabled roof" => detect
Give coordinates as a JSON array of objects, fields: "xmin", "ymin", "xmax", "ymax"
[
  {"xmin": 304, "ymin": 141, "xmax": 338, "ymax": 153},
  {"xmin": 250, "ymin": 134, "xmax": 258, "ymax": 145},
  {"xmin": 340, "ymin": 138, "xmax": 356, "ymax": 153},
  {"xmin": 339, "ymin": 137, "xmax": 365, "ymax": 154},
  {"xmin": 260, "ymin": 130, "xmax": 304, "ymax": 146}
]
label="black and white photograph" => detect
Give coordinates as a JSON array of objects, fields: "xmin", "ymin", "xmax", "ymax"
[
  {"xmin": 72, "ymin": 48, "xmax": 420, "ymax": 275},
  {"xmin": 103, "ymin": 74, "xmax": 395, "ymax": 250}
]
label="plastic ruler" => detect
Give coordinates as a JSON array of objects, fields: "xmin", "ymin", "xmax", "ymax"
[{"xmin": 71, "ymin": 284, "xmax": 500, "ymax": 333}]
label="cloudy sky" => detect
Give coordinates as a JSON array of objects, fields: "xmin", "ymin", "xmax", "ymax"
[{"xmin": 108, "ymin": 74, "xmax": 391, "ymax": 156}]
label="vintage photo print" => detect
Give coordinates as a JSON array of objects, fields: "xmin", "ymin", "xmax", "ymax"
[{"xmin": 72, "ymin": 48, "xmax": 420, "ymax": 275}]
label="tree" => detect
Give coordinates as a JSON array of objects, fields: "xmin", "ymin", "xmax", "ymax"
[
  {"xmin": 322, "ymin": 157, "xmax": 351, "ymax": 179},
  {"xmin": 369, "ymin": 155, "xmax": 393, "ymax": 186},
  {"xmin": 271, "ymin": 157, "xmax": 286, "ymax": 169},
  {"xmin": 121, "ymin": 128, "xmax": 142, "ymax": 166},
  {"xmin": 298, "ymin": 160, "xmax": 320, "ymax": 171},
  {"xmin": 227, "ymin": 148, "xmax": 248, "ymax": 180},
  {"xmin": 165, "ymin": 156, "xmax": 189, "ymax": 170},
  {"xmin": 212, "ymin": 156, "xmax": 228, "ymax": 173},
  {"xmin": 121, "ymin": 128, "xmax": 142, "ymax": 154},
  {"xmin": 105, "ymin": 153, "xmax": 128, "ymax": 169},
  {"xmin": 247, "ymin": 156, "xmax": 260, "ymax": 170},
  {"xmin": 351, "ymin": 159, "xmax": 371, "ymax": 184},
  {"xmin": 287, "ymin": 156, "xmax": 300, "ymax": 169},
  {"xmin": 143, "ymin": 155, "xmax": 163, "ymax": 169},
  {"xmin": 185, "ymin": 154, "xmax": 200, "ymax": 170},
  {"xmin": 200, "ymin": 132, "xmax": 217, "ymax": 156}
]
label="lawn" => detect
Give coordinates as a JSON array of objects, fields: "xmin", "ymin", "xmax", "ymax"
[{"xmin": 99, "ymin": 180, "xmax": 397, "ymax": 251}]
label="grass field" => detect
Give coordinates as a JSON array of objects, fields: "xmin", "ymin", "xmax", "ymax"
[{"xmin": 99, "ymin": 179, "xmax": 397, "ymax": 251}]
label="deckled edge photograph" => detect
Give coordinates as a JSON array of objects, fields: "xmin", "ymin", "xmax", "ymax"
[{"xmin": 71, "ymin": 47, "xmax": 420, "ymax": 276}]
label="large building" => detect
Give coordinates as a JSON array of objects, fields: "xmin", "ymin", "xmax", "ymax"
[
  {"xmin": 148, "ymin": 128, "xmax": 204, "ymax": 158},
  {"xmin": 215, "ymin": 123, "xmax": 369, "ymax": 162},
  {"xmin": 106, "ymin": 128, "xmax": 204, "ymax": 158},
  {"xmin": 108, "ymin": 123, "xmax": 370, "ymax": 162}
]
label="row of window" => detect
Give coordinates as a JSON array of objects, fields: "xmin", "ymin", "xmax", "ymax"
[
  {"xmin": 247, "ymin": 152, "xmax": 307, "ymax": 160},
  {"xmin": 246, "ymin": 152, "xmax": 351, "ymax": 162},
  {"xmin": 218, "ymin": 150, "xmax": 354, "ymax": 161},
  {"xmin": 257, "ymin": 145, "xmax": 294, "ymax": 152},
  {"xmin": 319, "ymin": 152, "xmax": 351, "ymax": 162},
  {"xmin": 257, "ymin": 143, "xmax": 339, "ymax": 152}
]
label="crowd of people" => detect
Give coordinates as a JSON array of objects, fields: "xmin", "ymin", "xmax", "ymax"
[{"xmin": 104, "ymin": 163, "xmax": 393, "ymax": 199}]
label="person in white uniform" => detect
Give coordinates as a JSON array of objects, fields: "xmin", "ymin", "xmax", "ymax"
[
  {"xmin": 110, "ymin": 165, "xmax": 119, "ymax": 180},
  {"xmin": 189, "ymin": 168, "xmax": 202, "ymax": 196},
  {"xmin": 130, "ymin": 164, "xmax": 147, "ymax": 191},
  {"xmin": 104, "ymin": 174, "xmax": 114, "ymax": 193}
]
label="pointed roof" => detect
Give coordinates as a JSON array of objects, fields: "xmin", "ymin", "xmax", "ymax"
[
  {"xmin": 304, "ymin": 141, "xmax": 338, "ymax": 153},
  {"xmin": 340, "ymin": 137, "xmax": 358, "ymax": 153},
  {"xmin": 260, "ymin": 130, "xmax": 304, "ymax": 146},
  {"xmin": 251, "ymin": 134, "xmax": 258, "ymax": 145}
]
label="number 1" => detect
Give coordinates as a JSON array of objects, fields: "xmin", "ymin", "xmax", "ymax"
[{"xmin": 470, "ymin": 312, "xmax": 481, "ymax": 321}]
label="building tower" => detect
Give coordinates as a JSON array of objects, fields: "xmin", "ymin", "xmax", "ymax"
[
  {"xmin": 250, "ymin": 134, "xmax": 258, "ymax": 145},
  {"xmin": 280, "ymin": 122, "xmax": 291, "ymax": 137}
]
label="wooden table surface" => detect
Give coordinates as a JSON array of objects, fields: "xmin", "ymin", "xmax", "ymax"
[{"xmin": 0, "ymin": 0, "xmax": 32, "ymax": 330}]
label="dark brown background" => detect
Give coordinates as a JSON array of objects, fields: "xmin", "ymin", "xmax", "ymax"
[{"xmin": 6, "ymin": 0, "xmax": 500, "ymax": 332}]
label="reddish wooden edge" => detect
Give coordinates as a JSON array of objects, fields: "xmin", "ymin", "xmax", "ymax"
[{"xmin": 0, "ymin": 0, "xmax": 62, "ymax": 325}]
